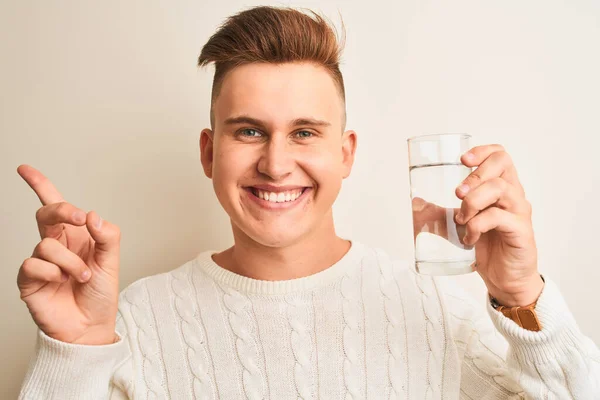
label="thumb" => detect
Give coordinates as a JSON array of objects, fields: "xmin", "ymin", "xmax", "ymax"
[{"xmin": 86, "ymin": 211, "xmax": 121, "ymax": 269}]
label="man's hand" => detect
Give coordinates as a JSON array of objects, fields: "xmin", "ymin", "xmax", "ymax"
[
  {"xmin": 16, "ymin": 165, "xmax": 121, "ymax": 345},
  {"xmin": 454, "ymin": 145, "xmax": 543, "ymax": 306},
  {"xmin": 411, "ymin": 145, "xmax": 544, "ymax": 307}
]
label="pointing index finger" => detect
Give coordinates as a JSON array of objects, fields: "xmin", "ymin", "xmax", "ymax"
[{"xmin": 17, "ymin": 165, "xmax": 65, "ymax": 206}]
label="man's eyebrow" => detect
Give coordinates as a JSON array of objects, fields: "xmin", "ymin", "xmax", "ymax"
[
  {"xmin": 223, "ymin": 115, "xmax": 331, "ymax": 128},
  {"xmin": 290, "ymin": 118, "xmax": 331, "ymax": 127},
  {"xmin": 223, "ymin": 116, "xmax": 266, "ymax": 128}
]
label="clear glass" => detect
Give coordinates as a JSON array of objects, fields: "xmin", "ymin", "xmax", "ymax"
[{"xmin": 407, "ymin": 133, "xmax": 475, "ymax": 275}]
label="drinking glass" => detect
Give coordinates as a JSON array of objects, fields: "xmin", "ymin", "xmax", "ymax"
[{"xmin": 408, "ymin": 133, "xmax": 475, "ymax": 275}]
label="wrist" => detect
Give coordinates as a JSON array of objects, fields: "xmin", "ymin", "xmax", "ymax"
[
  {"xmin": 71, "ymin": 325, "xmax": 118, "ymax": 346},
  {"xmin": 488, "ymin": 274, "xmax": 545, "ymax": 307}
]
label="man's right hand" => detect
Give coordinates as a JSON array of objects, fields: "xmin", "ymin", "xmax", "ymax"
[{"xmin": 16, "ymin": 165, "xmax": 121, "ymax": 345}]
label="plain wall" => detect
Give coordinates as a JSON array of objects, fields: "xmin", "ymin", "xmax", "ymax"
[{"xmin": 1, "ymin": 0, "xmax": 599, "ymax": 397}]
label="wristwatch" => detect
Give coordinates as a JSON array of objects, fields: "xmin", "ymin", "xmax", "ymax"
[{"xmin": 489, "ymin": 275, "xmax": 544, "ymax": 332}]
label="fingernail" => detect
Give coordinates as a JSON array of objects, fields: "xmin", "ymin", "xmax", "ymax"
[
  {"xmin": 95, "ymin": 216, "xmax": 103, "ymax": 230},
  {"xmin": 72, "ymin": 211, "xmax": 86, "ymax": 224},
  {"xmin": 81, "ymin": 270, "xmax": 91, "ymax": 282},
  {"xmin": 456, "ymin": 212, "xmax": 463, "ymax": 223},
  {"xmin": 464, "ymin": 152, "xmax": 475, "ymax": 162},
  {"xmin": 458, "ymin": 184, "xmax": 470, "ymax": 194}
]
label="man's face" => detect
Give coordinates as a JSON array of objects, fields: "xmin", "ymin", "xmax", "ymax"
[{"xmin": 201, "ymin": 62, "xmax": 356, "ymax": 248}]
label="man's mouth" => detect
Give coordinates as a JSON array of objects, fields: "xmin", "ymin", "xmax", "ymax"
[{"xmin": 248, "ymin": 187, "xmax": 308, "ymax": 203}]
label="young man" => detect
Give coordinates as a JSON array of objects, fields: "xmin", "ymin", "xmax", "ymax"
[{"xmin": 17, "ymin": 6, "xmax": 599, "ymax": 399}]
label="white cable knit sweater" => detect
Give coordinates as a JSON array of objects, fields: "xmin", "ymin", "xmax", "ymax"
[{"xmin": 19, "ymin": 241, "xmax": 600, "ymax": 399}]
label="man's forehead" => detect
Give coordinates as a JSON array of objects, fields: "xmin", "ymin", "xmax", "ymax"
[
  {"xmin": 222, "ymin": 62, "xmax": 336, "ymax": 90},
  {"xmin": 213, "ymin": 62, "xmax": 344, "ymax": 128}
]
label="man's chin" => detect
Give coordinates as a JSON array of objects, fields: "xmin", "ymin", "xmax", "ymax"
[
  {"xmin": 243, "ymin": 224, "xmax": 310, "ymax": 249},
  {"xmin": 251, "ymin": 233, "xmax": 302, "ymax": 248}
]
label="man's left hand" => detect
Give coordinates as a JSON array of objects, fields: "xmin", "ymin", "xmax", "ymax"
[{"xmin": 455, "ymin": 144, "xmax": 544, "ymax": 307}]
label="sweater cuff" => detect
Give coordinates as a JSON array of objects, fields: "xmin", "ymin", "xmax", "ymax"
[
  {"xmin": 486, "ymin": 278, "xmax": 584, "ymax": 364},
  {"xmin": 19, "ymin": 329, "xmax": 127, "ymax": 399}
]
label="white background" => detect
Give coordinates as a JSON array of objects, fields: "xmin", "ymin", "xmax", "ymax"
[{"xmin": 1, "ymin": 0, "xmax": 599, "ymax": 396}]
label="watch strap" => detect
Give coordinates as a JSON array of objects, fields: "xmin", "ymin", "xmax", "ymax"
[
  {"xmin": 490, "ymin": 275, "xmax": 544, "ymax": 332},
  {"xmin": 491, "ymin": 298, "xmax": 542, "ymax": 331}
]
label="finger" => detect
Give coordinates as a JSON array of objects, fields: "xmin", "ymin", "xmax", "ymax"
[
  {"xmin": 463, "ymin": 207, "xmax": 523, "ymax": 245},
  {"xmin": 86, "ymin": 211, "xmax": 121, "ymax": 270},
  {"xmin": 17, "ymin": 165, "xmax": 65, "ymax": 206},
  {"xmin": 461, "ymin": 146, "xmax": 522, "ymax": 189},
  {"xmin": 35, "ymin": 202, "xmax": 87, "ymax": 239},
  {"xmin": 412, "ymin": 197, "xmax": 448, "ymax": 237},
  {"xmin": 18, "ymin": 257, "xmax": 68, "ymax": 290},
  {"xmin": 461, "ymin": 144, "xmax": 505, "ymax": 168},
  {"xmin": 411, "ymin": 197, "xmax": 429, "ymax": 212},
  {"xmin": 32, "ymin": 238, "xmax": 91, "ymax": 283},
  {"xmin": 456, "ymin": 150, "xmax": 522, "ymax": 197},
  {"xmin": 412, "ymin": 197, "xmax": 446, "ymax": 220},
  {"xmin": 412, "ymin": 198, "xmax": 471, "ymax": 249},
  {"xmin": 456, "ymin": 178, "xmax": 530, "ymax": 224},
  {"xmin": 454, "ymin": 222, "xmax": 472, "ymax": 250}
]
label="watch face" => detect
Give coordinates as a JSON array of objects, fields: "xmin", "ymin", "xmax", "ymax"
[{"xmin": 490, "ymin": 296, "xmax": 501, "ymax": 309}]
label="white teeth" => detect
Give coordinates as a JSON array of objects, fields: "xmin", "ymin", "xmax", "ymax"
[{"xmin": 255, "ymin": 189, "xmax": 304, "ymax": 203}]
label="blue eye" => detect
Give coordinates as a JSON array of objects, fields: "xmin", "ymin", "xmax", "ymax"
[
  {"xmin": 239, "ymin": 129, "xmax": 262, "ymax": 137},
  {"xmin": 295, "ymin": 130, "xmax": 313, "ymax": 139}
]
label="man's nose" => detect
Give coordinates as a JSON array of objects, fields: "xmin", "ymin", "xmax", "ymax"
[{"xmin": 257, "ymin": 136, "xmax": 295, "ymax": 181}]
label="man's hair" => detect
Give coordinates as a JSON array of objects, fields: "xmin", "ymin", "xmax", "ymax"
[{"xmin": 198, "ymin": 6, "xmax": 346, "ymax": 129}]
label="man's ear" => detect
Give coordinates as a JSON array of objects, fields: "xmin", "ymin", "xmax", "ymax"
[
  {"xmin": 200, "ymin": 128, "xmax": 214, "ymax": 179},
  {"xmin": 341, "ymin": 130, "xmax": 357, "ymax": 179}
]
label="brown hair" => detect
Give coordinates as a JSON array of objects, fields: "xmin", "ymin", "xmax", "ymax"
[{"xmin": 198, "ymin": 6, "xmax": 346, "ymax": 128}]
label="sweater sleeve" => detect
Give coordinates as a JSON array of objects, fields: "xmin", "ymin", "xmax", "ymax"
[
  {"xmin": 18, "ymin": 311, "xmax": 133, "ymax": 400},
  {"xmin": 453, "ymin": 278, "xmax": 600, "ymax": 399}
]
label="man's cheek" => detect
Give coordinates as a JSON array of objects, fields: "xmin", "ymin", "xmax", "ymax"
[{"xmin": 300, "ymin": 152, "xmax": 340, "ymax": 174}]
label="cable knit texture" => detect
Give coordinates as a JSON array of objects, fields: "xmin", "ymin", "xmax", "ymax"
[
  {"xmin": 375, "ymin": 248, "xmax": 408, "ymax": 399},
  {"xmin": 171, "ymin": 264, "xmax": 217, "ymax": 399},
  {"xmin": 415, "ymin": 273, "xmax": 446, "ymax": 399},
  {"xmin": 124, "ymin": 280, "xmax": 168, "ymax": 399},
  {"xmin": 340, "ymin": 259, "xmax": 365, "ymax": 399},
  {"xmin": 285, "ymin": 294, "xmax": 316, "ymax": 399},
  {"xmin": 19, "ymin": 241, "xmax": 600, "ymax": 399},
  {"xmin": 221, "ymin": 285, "xmax": 266, "ymax": 400}
]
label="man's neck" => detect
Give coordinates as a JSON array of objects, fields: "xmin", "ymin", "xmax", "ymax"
[{"xmin": 212, "ymin": 218, "xmax": 351, "ymax": 281}]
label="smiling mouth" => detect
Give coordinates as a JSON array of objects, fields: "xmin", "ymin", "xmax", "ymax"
[{"xmin": 248, "ymin": 187, "xmax": 308, "ymax": 203}]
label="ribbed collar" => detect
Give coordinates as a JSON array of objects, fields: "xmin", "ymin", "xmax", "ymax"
[{"xmin": 194, "ymin": 240, "xmax": 365, "ymax": 295}]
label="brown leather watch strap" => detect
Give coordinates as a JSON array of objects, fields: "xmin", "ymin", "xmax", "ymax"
[
  {"xmin": 490, "ymin": 275, "xmax": 544, "ymax": 332},
  {"xmin": 492, "ymin": 299, "xmax": 542, "ymax": 331}
]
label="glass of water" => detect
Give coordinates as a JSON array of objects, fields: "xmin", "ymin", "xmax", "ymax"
[{"xmin": 408, "ymin": 133, "xmax": 475, "ymax": 275}]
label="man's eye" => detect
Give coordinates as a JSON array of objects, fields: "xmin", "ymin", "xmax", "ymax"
[
  {"xmin": 239, "ymin": 129, "xmax": 262, "ymax": 137},
  {"xmin": 295, "ymin": 130, "xmax": 313, "ymax": 139}
]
